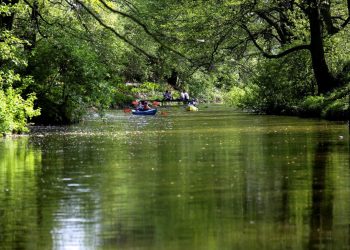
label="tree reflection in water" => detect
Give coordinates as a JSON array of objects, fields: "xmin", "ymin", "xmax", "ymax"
[{"xmin": 309, "ymin": 141, "xmax": 333, "ymax": 250}]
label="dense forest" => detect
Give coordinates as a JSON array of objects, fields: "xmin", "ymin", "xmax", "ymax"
[{"xmin": 1, "ymin": 0, "xmax": 349, "ymax": 135}]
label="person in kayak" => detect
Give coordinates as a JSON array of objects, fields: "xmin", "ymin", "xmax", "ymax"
[{"xmin": 138, "ymin": 101, "xmax": 151, "ymax": 111}]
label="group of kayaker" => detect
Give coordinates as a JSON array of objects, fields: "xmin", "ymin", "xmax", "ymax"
[
  {"xmin": 163, "ymin": 90, "xmax": 198, "ymax": 111},
  {"xmin": 131, "ymin": 89, "xmax": 198, "ymax": 114},
  {"xmin": 163, "ymin": 90, "xmax": 190, "ymax": 102}
]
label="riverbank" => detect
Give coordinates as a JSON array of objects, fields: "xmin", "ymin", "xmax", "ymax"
[
  {"xmin": 282, "ymin": 84, "xmax": 349, "ymax": 121},
  {"xmin": 232, "ymin": 83, "xmax": 350, "ymax": 122}
]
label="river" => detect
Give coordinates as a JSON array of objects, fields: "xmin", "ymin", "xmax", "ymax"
[{"xmin": 0, "ymin": 106, "xmax": 349, "ymax": 250}]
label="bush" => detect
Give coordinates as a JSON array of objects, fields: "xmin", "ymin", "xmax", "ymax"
[
  {"xmin": 322, "ymin": 98, "xmax": 349, "ymax": 120},
  {"xmin": 224, "ymin": 84, "xmax": 266, "ymax": 112},
  {"xmin": 299, "ymin": 95, "xmax": 325, "ymax": 117},
  {"xmin": 29, "ymin": 36, "xmax": 116, "ymax": 124},
  {"xmin": 0, "ymin": 30, "xmax": 40, "ymax": 136},
  {"xmin": 249, "ymin": 52, "xmax": 314, "ymax": 114},
  {"xmin": 0, "ymin": 86, "xmax": 40, "ymax": 135},
  {"xmin": 113, "ymin": 91, "xmax": 135, "ymax": 108},
  {"xmin": 130, "ymin": 81, "xmax": 163, "ymax": 100},
  {"xmin": 223, "ymin": 86, "xmax": 245, "ymax": 108}
]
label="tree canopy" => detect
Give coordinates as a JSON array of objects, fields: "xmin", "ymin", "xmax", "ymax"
[{"xmin": 0, "ymin": 0, "xmax": 349, "ymax": 131}]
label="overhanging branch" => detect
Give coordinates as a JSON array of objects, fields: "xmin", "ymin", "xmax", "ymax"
[
  {"xmin": 339, "ymin": 0, "xmax": 350, "ymax": 27},
  {"xmin": 340, "ymin": 16, "xmax": 350, "ymax": 28},
  {"xmin": 98, "ymin": 0, "xmax": 190, "ymax": 60},
  {"xmin": 242, "ymin": 24, "xmax": 310, "ymax": 58},
  {"xmin": 74, "ymin": 0, "xmax": 157, "ymax": 60},
  {"xmin": 22, "ymin": 0, "xmax": 54, "ymax": 26}
]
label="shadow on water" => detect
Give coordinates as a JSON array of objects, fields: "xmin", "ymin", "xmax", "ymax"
[
  {"xmin": 308, "ymin": 130, "xmax": 350, "ymax": 250},
  {"xmin": 308, "ymin": 140, "xmax": 333, "ymax": 250}
]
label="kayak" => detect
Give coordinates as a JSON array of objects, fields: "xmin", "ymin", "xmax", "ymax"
[
  {"xmin": 186, "ymin": 105, "xmax": 198, "ymax": 111},
  {"xmin": 132, "ymin": 109, "xmax": 157, "ymax": 115}
]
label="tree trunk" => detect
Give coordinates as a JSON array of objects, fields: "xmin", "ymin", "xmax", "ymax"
[
  {"xmin": 320, "ymin": 0, "xmax": 339, "ymax": 34},
  {"xmin": 167, "ymin": 70, "xmax": 179, "ymax": 89},
  {"xmin": 307, "ymin": 0, "xmax": 337, "ymax": 94},
  {"xmin": 24, "ymin": 0, "xmax": 38, "ymax": 51}
]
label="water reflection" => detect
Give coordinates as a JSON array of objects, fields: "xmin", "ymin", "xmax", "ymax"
[
  {"xmin": 0, "ymin": 137, "xmax": 44, "ymax": 249},
  {"xmin": 308, "ymin": 132, "xmax": 350, "ymax": 250},
  {"xmin": 309, "ymin": 140, "xmax": 333, "ymax": 250},
  {"xmin": 0, "ymin": 107, "xmax": 349, "ymax": 250}
]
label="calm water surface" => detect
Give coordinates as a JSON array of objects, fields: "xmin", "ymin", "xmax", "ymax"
[{"xmin": 0, "ymin": 106, "xmax": 349, "ymax": 250}]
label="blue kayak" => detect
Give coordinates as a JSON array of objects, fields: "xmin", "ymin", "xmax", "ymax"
[{"xmin": 132, "ymin": 109, "xmax": 157, "ymax": 115}]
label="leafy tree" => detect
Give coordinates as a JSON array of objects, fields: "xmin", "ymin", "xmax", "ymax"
[
  {"xmin": 119, "ymin": 0, "xmax": 350, "ymax": 93},
  {"xmin": 1, "ymin": 0, "xmax": 348, "ymax": 129},
  {"xmin": 0, "ymin": 2, "xmax": 40, "ymax": 135},
  {"xmin": 28, "ymin": 33, "xmax": 119, "ymax": 124},
  {"xmin": 14, "ymin": 0, "xmax": 149, "ymax": 123}
]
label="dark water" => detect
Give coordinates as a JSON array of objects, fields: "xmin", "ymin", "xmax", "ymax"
[{"xmin": 0, "ymin": 106, "xmax": 349, "ymax": 250}]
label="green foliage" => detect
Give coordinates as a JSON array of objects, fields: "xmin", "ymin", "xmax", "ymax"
[
  {"xmin": 223, "ymin": 86, "xmax": 247, "ymax": 108},
  {"xmin": 299, "ymin": 95, "xmax": 325, "ymax": 117},
  {"xmin": 0, "ymin": 0, "xmax": 347, "ymax": 127},
  {"xmin": 132, "ymin": 82, "xmax": 160, "ymax": 95},
  {"xmin": 0, "ymin": 86, "xmax": 40, "ymax": 135},
  {"xmin": 0, "ymin": 32, "xmax": 27, "ymax": 70},
  {"xmin": 322, "ymin": 84, "xmax": 350, "ymax": 120},
  {"xmin": 248, "ymin": 52, "xmax": 314, "ymax": 114},
  {"xmin": 29, "ymin": 35, "xmax": 117, "ymax": 124},
  {"xmin": 326, "ymin": 29, "xmax": 350, "ymax": 77},
  {"xmin": 113, "ymin": 82, "xmax": 172, "ymax": 107},
  {"xmin": 112, "ymin": 84, "xmax": 134, "ymax": 107},
  {"xmin": 121, "ymin": 52, "xmax": 154, "ymax": 82},
  {"xmin": 113, "ymin": 92, "xmax": 135, "ymax": 108},
  {"xmin": 223, "ymin": 84, "xmax": 263, "ymax": 111},
  {"xmin": 185, "ymin": 71, "xmax": 220, "ymax": 102},
  {"xmin": 322, "ymin": 98, "xmax": 349, "ymax": 120},
  {"xmin": 0, "ymin": 29, "xmax": 40, "ymax": 136}
]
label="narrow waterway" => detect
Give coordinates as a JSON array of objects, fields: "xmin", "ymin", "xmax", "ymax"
[{"xmin": 0, "ymin": 106, "xmax": 349, "ymax": 250}]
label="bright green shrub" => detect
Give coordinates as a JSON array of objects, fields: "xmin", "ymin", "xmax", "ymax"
[
  {"xmin": 299, "ymin": 95, "xmax": 325, "ymax": 117},
  {"xmin": 223, "ymin": 86, "xmax": 245, "ymax": 108},
  {"xmin": 129, "ymin": 82, "xmax": 165, "ymax": 100},
  {"xmin": 224, "ymin": 84, "xmax": 266, "ymax": 112},
  {"xmin": 0, "ymin": 30, "xmax": 40, "ymax": 136},
  {"xmin": 0, "ymin": 86, "xmax": 40, "ymax": 135},
  {"xmin": 187, "ymin": 71, "xmax": 223, "ymax": 102},
  {"xmin": 322, "ymin": 98, "xmax": 349, "ymax": 120}
]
